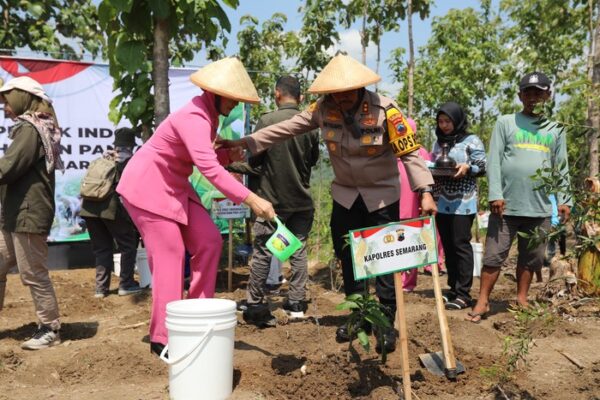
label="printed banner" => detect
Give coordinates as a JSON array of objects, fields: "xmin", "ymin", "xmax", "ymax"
[
  {"xmin": 349, "ymin": 216, "xmax": 439, "ymax": 280},
  {"xmin": 0, "ymin": 56, "xmax": 245, "ymax": 241}
]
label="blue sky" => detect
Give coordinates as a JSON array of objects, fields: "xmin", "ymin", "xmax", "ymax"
[{"xmin": 212, "ymin": 0, "xmax": 485, "ymax": 93}]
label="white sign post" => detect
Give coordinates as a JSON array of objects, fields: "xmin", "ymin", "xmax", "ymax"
[
  {"xmin": 349, "ymin": 216, "xmax": 459, "ymax": 396},
  {"xmin": 212, "ymin": 198, "xmax": 250, "ymax": 220},
  {"xmin": 349, "ymin": 216, "xmax": 439, "ymax": 280}
]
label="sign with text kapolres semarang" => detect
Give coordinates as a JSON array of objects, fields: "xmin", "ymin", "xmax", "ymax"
[{"xmin": 349, "ymin": 216, "xmax": 438, "ymax": 280}]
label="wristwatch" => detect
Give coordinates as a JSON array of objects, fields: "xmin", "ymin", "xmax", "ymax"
[{"xmin": 418, "ymin": 186, "xmax": 433, "ymax": 195}]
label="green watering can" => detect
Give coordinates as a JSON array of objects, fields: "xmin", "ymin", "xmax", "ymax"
[{"xmin": 266, "ymin": 216, "xmax": 302, "ymax": 262}]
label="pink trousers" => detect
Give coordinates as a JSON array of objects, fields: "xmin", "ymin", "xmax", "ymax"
[
  {"xmin": 398, "ymin": 152, "xmax": 445, "ymax": 292},
  {"xmin": 123, "ymin": 199, "xmax": 222, "ymax": 345}
]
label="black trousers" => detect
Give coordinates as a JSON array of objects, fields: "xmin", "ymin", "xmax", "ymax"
[
  {"xmin": 330, "ymin": 196, "xmax": 399, "ymax": 302},
  {"xmin": 84, "ymin": 216, "xmax": 139, "ymax": 291},
  {"xmin": 436, "ymin": 213, "xmax": 475, "ymax": 301}
]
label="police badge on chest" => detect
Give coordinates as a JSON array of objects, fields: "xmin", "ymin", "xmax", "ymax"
[
  {"xmin": 359, "ymin": 130, "xmax": 384, "ymax": 146},
  {"xmin": 359, "ymin": 102, "xmax": 383, "ymax": 146}
]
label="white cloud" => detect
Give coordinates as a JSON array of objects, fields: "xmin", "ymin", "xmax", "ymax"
[
  {"xmin": 322, "ymin": 29, "xmax": 403, "ymax": 94},
  {"xmin": 327, "ymin": 29, "xmax": 378, "ymax": 67},
  {"xmin": 324, "ymin": 29, "xmax": 401, "ymax": 93}
]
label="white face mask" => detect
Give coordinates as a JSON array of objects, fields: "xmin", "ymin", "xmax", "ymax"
[{"xmin": 115, "ymin": 146, "xmax": 133, "ymax": 162}]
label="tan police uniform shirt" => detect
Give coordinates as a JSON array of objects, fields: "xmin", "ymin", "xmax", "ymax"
[{"xmin": 245, "ymin": 90, "xmax": 434, "ymax": 212}]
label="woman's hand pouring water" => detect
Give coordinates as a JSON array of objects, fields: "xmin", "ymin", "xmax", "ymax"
[{"xmin": 243, "ymin": 192, "xmax": 275, "ymax": 220}]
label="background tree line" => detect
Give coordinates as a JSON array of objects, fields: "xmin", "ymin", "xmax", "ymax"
[{"xmin": 1, "ymin": 0, "xmax": 599, "ymax": 262}]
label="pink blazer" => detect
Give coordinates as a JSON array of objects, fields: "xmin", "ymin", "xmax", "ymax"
[
  {"xmin": 399, "ymin": 147, "xmax": 432, "ymax": 219},
  {"xmin": 398, "ymin": 147, "xmax": 445, "ymax": 259},
  {"xmin": 117, "ymin": 91, "xmax": 250, "ymax": 225}
]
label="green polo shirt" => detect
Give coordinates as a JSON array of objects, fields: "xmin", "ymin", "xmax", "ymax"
[{"xmin": 487, "ymin": 112, "xmax": 572, "ymax": 217}]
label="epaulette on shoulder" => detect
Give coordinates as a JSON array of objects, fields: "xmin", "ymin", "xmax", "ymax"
[
  {"xmin": 370, "ymin": 92, "xmax": 392, "ymax": 111},
  {"xmin": 306, "ymin": 101, "xmax": 319, "ymax": 113}
]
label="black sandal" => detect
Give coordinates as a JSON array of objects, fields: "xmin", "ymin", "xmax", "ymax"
[{"xmin": 445, "ymin": 298, "xmax": 470, "ymax": 310}]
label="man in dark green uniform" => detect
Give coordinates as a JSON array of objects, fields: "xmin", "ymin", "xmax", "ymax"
[
  {"xmin": 230, "ymin": 76, "xmax": 319, "ymax": 325},
  {"xmin": 80, "ymin": 128, "xmax": 142, "ymax": 298}
]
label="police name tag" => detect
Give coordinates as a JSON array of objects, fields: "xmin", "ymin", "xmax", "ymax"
[{"xmin": 349, "ymin": 216, "xmax": 439, "ymax": 280}]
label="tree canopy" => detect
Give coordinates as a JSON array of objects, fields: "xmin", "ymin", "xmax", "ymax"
[
  {"xmin": 387, "ymin": 0, "xmax": 598, "ymax": 179},
  {"xmin": 237, "ymin": 13, "xmax": 300, "ymax": 120},
  {"xmin": 0, "ymin": 0, "xmax": 102, "ymax": 58},
  {"xmin": 2, "ymin": 0, "xmax": 598, "ymax": 177},
  {"xmin": 98, "ymin": 0, "xmax": 238, "ymax": 133}
]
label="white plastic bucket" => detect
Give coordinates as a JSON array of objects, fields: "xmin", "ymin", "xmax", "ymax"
[
  {"xmin": 472, "ymin": 242, "xmax": 483, "ymax": 277},
  {"xmin": 135, "ymin": 248, "xmax": 152, "ymax": 288},
  {"xmin": 161, "ymin": 298, "xmax": 237, "ymax": 400},
  {"xmin": 113, "ymin": 250, "xmax": 151, "ymax": 287},
  {"xmin": 113, "ymin": 253, "xmax": 121, "ymax": 277}
]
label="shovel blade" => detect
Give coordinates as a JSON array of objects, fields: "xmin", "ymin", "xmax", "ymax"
[{"xmin": 419, "ymin": 351, "xmax": 466, "ymax": 377}]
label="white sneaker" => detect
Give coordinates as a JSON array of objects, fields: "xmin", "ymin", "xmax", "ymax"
[
  {"xmin": 118, "ymin": 284, "xmax": 143, "ymax": 296},
  {"xmin": 283, "ymin": 300, "xmax": 308, "ymax": 319},
  {"xmin": 21, "ymin": 325, "xmax": 61, "ymax": 350}
]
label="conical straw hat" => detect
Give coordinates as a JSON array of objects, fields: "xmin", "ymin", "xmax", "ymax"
[
  {"xmin": 190, "ymin": 57, "xmax": 260, "ymax": 104},
  {"xmin": 308, "ymin": 53, "xmax": 381, "ymax": 94}
]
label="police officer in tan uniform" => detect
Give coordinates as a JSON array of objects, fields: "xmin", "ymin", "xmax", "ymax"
[{"xmin": 220, "ymin": 53, "xmax": 436, "ymax": 353}]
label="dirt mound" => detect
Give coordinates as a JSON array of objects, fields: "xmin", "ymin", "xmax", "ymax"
[{"xmin": 0, "ymin": 264, "xmax": 599, "ymax": 399}]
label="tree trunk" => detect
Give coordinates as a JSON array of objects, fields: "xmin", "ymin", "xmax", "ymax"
[
  {"xmin": 577, "ymin": 177, "xmax": 600, "ymax": 295},
  {"xmin": 480, "ymin": 88, "xmax": 485, "ymax": 135},
  {"xmin": 375, "ymin": 24, "xmax": 381, "ymax": 92},
  {"xmin": 407, "ymin": 0, "xmax": 415, "ymax": 117},
  {"xmin": 587, "ymin": 0, "xmax": 600, "ymax": 177},
  {"xmin": 153, "ymin": 18, "xmax": 170, "ymax": 131},
  {"xmin": 361, "ymin": 1, "xmax": 368, "ymax": 65}
]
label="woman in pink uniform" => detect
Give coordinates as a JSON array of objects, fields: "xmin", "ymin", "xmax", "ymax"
[
  {"xmin": 399, "ymin": 118, "xmax": 445, "ymax": 292},
  {"xmin": 117, "ymin": 58, "xmax": 275, "ymax": 356}
]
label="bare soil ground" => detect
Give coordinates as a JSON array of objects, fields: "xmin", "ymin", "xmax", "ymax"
[{"xmin": 1, "ymin": 259, "xmax": 599, "ymax": 400}]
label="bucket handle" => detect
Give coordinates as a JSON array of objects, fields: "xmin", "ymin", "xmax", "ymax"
[{"xmin": 159, "ymin": 323, "xmax": 215, "ymax": 366}]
